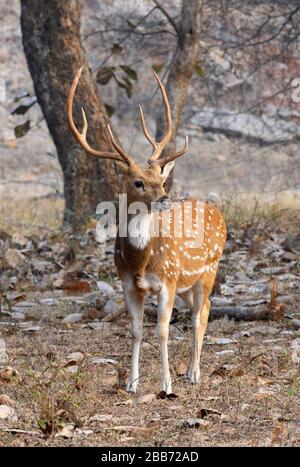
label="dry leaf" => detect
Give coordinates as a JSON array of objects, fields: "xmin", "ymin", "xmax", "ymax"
[
  {"xmin": 137, "ymin": 393, "xmax": 156, "ymax": 404},
  {"xmin": 176, "ymin": 358, "xmax": 188, "ymax": 376},
  {"xmin": 181, "ymin": 419, "xmax": 210, "ymax": 430},
  {"xmin": 5, "ymin": 248, "xmax": 26, "ymax": 268},
  {"xmin": 257, "ymin": 376, "xmax": 274, "ymax": 386},
  {"xmin": 211, "ymin": 365, "xmax": 243, "ymax": 378},
  {"xmin": 198, "ymin": 408, "xmax": 221, "ymax": 419},
  {"xmin": 229, "ymin": 367, "xmax": 244, "ymax": 377},
  {"xmin": 0, "ymin": 394, "xmax": 15, "ymax": 407},
  {"xmin": 255, "ymin": 388, "xmax": 275, "ymax": 400},
  {"xmin": 0, "ymin": 405, "xmax": 16, "ymax": 420},
  {"xmin": 89, "ymin": 414, "xmax": 113, "ymax": 424},
  {"xmin": 0, "ymin": 367, "xmax": 19, "ymax": 382},
  {"xmin": 64, "ymin": 280, "xmax": 91, "ymax": 295},
  {"xmin": 55, "ymin": 424, "xmax": 75, "ymax": 439},
  {"xmin": 271, "ymin": 421, "xmax": 289, "ymax": 446},
  {"xmin": 115, "ymin": 399, "xmax": 133, "ymax": 407},
  {"xmin": 156, "ymin": 391, "xmax": 179, "ymax": 400},
  {"xmin": 110, "ymin": 425, "xmax": 153, "ymax": 439},
  {"xmin": 65, "ymin": 352, "xmax": 84, "ymax": 366}
]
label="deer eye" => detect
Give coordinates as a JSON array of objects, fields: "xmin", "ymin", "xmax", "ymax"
[
  {"xmin": 163, "ymin": 181, "xmax": 167, "ymax": 188},
  {"xmin": 134, "ymin": 180, "xmax": 144, "ymax": 189}
]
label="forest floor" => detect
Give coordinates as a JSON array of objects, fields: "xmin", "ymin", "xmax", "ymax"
[{"xmin": 0, "ymin": 208, "xmax": 299, "ymax": 447}]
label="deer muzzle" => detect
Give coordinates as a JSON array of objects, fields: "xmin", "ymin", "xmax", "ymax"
[{"xmin": 155, "ymin": 195, "xmax": 172, "ymax": 211}]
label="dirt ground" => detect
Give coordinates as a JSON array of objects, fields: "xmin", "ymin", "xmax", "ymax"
[
  {"xmin": 0, "ymin": 211, "xmax": 299, "ymax": 447},
  {"xmin": 0, "ymin": 305, "xmax": 299, "ymax": 447}
]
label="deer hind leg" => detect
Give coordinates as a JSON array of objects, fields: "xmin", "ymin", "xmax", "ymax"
[
  {"xmin": 188, "ymin": 279, "xmax": 211, "ymax": 384},
  {"xmin": 157, "ymin": 282, "xmax": 176, "ymax": 394},
  {"xmin": 122, "ymin": 274, "xmax": 145, "ymax": 393}
]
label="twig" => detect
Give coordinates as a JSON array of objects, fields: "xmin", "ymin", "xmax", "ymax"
[
  {"xmin": 102, "ymin": 307, "xmax": 126, "ymax": 322},
  {"xmin": 92, "ymin": 6, "xmax": 157, "ymax": 73},
  {"xmin": 152, "ymin": 0, "xmax": 179, "ymax": 35},
  {"xmin": 0, "ymin": 428, "xmax": 43, "ymax": 437}
]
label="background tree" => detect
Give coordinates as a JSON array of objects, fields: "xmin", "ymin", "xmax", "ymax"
[
  {"xmin": 21, "ymin": 0, "xmax": 120, "ymax": 230},
  {"xmin": 154, "ymin": 0, "xmax": 202, "ymax": 191},
  {"xmin": 20, "ymin": 0, "xmax": 202, "ymax": 228}
]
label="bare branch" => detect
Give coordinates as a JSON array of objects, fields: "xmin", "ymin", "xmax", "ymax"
[{"xmin": 152, "ymin": 0, "xmax": 179, "ymax": 35}]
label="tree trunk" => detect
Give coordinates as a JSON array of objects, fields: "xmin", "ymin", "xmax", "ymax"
[
  {"xmin": 21, "ymin": 0, "xmax": 119, "ymax": 230},
  {"xmin": 155, "ymin": 0, "xmax": 202, "ymax": 192}
]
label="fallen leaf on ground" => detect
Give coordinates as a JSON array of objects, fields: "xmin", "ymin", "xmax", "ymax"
[
  {"xmin": 137, "ymin": 393, "xmax": 156, "ymax": 404},
  {"xmin": 206, "ymin": 337, "xmax": 237, "ymax": 345},
  {"xmin": 65, "ymin": 352, "xmax": 84, "ymax": 366},
  {"xmin": 175, "ymin": 358, "xmax": 189, "ymax": 376},
  {"xmin": 5, "ymin": 248, "xmax": 26, "ymax": 268},
  {"xmin": 198, "ymin": 408, "xmax": 222, "ymax": 419},
  {"xmin": 0, "ymin": 394, "xmax": 15, "ymax": 407},
  {"xmin": 0, "ymin": 367, "xmax": 19, "ymax": 382},
  {"xmin": 89, "ymin": 414, "xmax": 113, "ymax": 424},
  {"xmin": 0, "ymin": 405, "xmax": 16, "ymax": 420},
  {"xmin": 90, "ymin": 357, "xmax": 118, "ymax": 365},
  {"xmin": 156, "ymin": 391, "xmax": 179, "ymax": 400},
  {"xmin": 255, "ymin": 388, "xmax": 275, "ymax": 400},
  {"xmin": 55, "ymin": 424, "xmax": 75, "ymax": 439},
  {"xmin": 271, "ymin": 421, "xmax": 289, "ymax": 446},
  {"xmin": 257, "ymin": 376, "xmax": 274, "ymax": 386},
  {"xmin": 211, "ymin": 365, "xmax": 244, "ymax": 378},
  {"xmin": 181, "ymin": 419, "xmax": 210, "ymax": 430}
]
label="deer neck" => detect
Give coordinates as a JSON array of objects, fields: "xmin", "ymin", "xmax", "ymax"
[{"xmin": 127, "ymin": 210, "xmax": 153, "ymax": 250}]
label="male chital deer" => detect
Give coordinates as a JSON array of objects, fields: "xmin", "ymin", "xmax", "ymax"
[{"xmin": 67, "ymin": 67, "xmax": 226, "ymax": 394}]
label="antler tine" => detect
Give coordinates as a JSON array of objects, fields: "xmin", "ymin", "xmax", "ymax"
[
  {"xmin": 138, "ymin": 104, "xmax": 157, "ymax": 152},
  {"xmin": 67, "ymin": 66, "xmax": 129, "ymax": 166},
  {"xmin": 147, "ymin": 70, "xmax": 173, "ymax": 164},
  {"xmin": 106, "ymin": 125, "xmax": 133, "ymax": 167},
  {"xmin": 156, "ymin": 136, "xmax": 189, "ymax": 167}
]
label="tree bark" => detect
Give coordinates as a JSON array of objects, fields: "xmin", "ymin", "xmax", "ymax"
[
  {"xmin": 155, "ymin": 0, "xmax": 202, "ymax": 192},
  {"xmin": 21, "ymin": 0, "xmax": 119, "ymax": 230}
]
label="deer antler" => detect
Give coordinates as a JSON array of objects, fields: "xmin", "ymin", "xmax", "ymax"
[
  {"xmin": 139, "ymin": 70, "xmax": 189, "ymax": 167},
  {"xmin": 67, "ymin": 66, "xmax": 133, "ymax": 167}
]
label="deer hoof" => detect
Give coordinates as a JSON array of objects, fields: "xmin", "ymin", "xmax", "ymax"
[
  {"xmin": 126, "ymin": 380, "xmax": 138, "ymax": 393},
  {"xmin": 187, "ymin": 367, "xmax": 200, "ymax": 384}
]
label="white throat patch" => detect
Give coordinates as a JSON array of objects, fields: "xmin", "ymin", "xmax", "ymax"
[{"xmin": 128, "ymin": 212, "xmax": 152, "ymax": 250}]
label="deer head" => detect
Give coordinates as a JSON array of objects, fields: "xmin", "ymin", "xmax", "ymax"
[{"xmin": 67, "ymin": 67, "xmax": 189, "ymax": 209}]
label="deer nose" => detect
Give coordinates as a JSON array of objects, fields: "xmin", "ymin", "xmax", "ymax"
[{"xmin": 155, "ymin": 195, "xmax": 172, "ymax": 211}]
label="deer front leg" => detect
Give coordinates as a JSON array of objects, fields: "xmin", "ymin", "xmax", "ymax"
[
  {"xmin": 188, "ymin": 280, "xmax": 210, "ymax": 384},
  {"xmin": 157, "ymin": 282, "xmax": 176, "ymax": 394},
  {"xmin": 122, "ymin": 274, "xmax": 145, "ymax": 393}
]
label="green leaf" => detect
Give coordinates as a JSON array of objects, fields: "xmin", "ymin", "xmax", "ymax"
[
  {"xmin": 11, "ymin": 96, "xmax": 37, "ymax": 115},
  {"xmin": 152, "ymin": 63, "xmax": 164, "ymax": 73},
  {"xmin": 116, "ymin": 77, "xmax": 133, "ymax": 98},
  {"xmin": 119, "ymin": 65, "xmax": 137, "ymax": 81},
  {"xmin": 96, "ymin": 67, "xmax": 115, "ymax": 85},
  {"xmin": 14, "ymin": 91, "xmax": 30, "ymax": 102},
  {"xmin": 194, "ymin": 60, "xmax": 205, "ymax": 78},
  {"xmin": 126, "ymin": 20, "xmax": 136, "ymax": 28},
  {"xmin": 104, "ymin": 103, "xmax": 115, "ymax": 117},
  {"xmin": 14, "ymin": 120, "xmax": 30, "ymax": 138}
]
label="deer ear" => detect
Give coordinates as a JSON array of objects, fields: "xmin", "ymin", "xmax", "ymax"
[{"xmin": 161, "ymin": 161, "xmax": 174, "ymax": 180}]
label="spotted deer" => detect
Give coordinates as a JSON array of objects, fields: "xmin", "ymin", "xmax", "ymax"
[{"xmin": 67, "ymin": 67, "xmax": 226, "ymax": 394}]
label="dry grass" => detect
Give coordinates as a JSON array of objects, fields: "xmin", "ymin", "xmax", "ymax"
[{"xmin": 0, "ymin": 313, "xmax": 299, "ymax": 447}]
